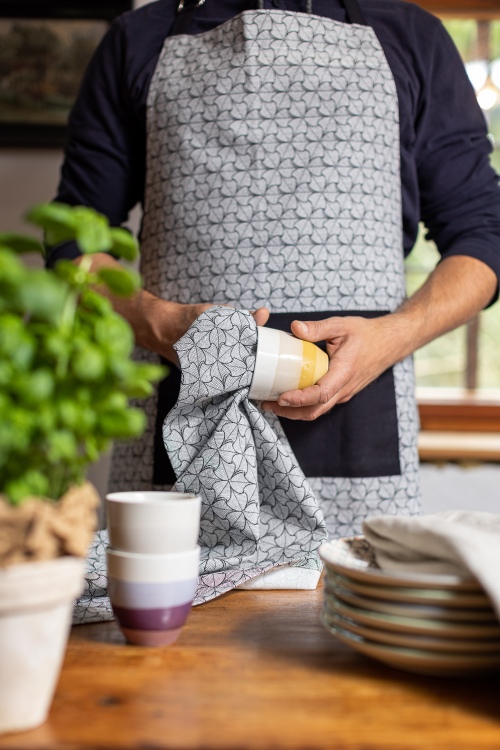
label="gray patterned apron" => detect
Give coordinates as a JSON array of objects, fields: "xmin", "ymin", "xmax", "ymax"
[{"xmin": 110, "ymin": 0, "xmax": 421, "ymax": 539}]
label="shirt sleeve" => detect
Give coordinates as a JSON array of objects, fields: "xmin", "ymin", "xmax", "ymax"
[
  {"xmin": 415, "ymin": 21, "xmax": 500, "ymax": 288},
  {"xmin": 47, "ymin": 15, "xmax": 145, "ymax": 267}
]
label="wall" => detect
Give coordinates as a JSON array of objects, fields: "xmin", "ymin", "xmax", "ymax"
[
  {"xmin": 0, "ymin": 150, "xmax": 63, "ymax": 240},
  {"xmin": 0, "ymin": 0, "xmax": 154, "ymax": 502}
]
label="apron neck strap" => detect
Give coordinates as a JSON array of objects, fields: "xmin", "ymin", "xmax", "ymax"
[
  {"xmin": 171, "ymin": 0, "xmax": 205, "ymax": 36},
  {"xmin": 342, "ymin": 0, "xmax": 367, "ymax": 25},
  {"xmin": 171, "ymin": 0, "xmax": 368, "ymax": 37}
]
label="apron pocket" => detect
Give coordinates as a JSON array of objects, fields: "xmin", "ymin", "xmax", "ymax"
[{"xmin": 268, "ymin": 311, "xmax": 401, "ymax": 478}]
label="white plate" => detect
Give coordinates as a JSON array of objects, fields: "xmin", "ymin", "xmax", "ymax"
[
  {"xmin": 325, "ymin": 571, "xmax": 492, "ymax": 608},
  {"xmin": 322, "ymin": 607, "xmax": 500, "ymax": 653},
  {"xmin": 325, "ymin": 581, "xmax": 498, "ymax": 622},
  {"xmin": 319, "ymin": 537, "xmax": 481, "ymax": 591},
  {"xmin": 325, "ymin": 595, "xmax": 500, "ymax": 639},
  {"xmin": 320, "ymin": 614, "xmax": 500, "ymax": 676}
]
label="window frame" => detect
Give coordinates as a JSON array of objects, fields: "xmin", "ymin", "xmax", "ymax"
[
  {"xmin": 415, "ymin": 1, "xmax": 500, "ymax": 19},
  {"xmin": 408, "ymin": 1, "xmax": 500, "ymax": 457}
]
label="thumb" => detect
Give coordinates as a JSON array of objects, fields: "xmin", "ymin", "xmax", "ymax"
[
  {"xmin": 291, "ymin": 316, "xmax": 349, "ymax": 341},
  {"xmin": 290, "ymin": 318, "xmax": 327, "ymax": 342}
]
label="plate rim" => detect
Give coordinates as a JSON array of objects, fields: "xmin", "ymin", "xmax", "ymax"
[
  {"xmin": 321, "ymin": 614, "xmax": 500, "ymax": 674},
  {"xmin": 322, "ymin": 607, "xmax": 500, "ymax": 653},
  {"xmin": 325, "ymin": 571, "xmax": 492, "ymax": 608},
  {"xmin": 325, "ymin": 581, "xmax": 498, "ymax": 622},
  {"xmin": 319, "ymin": 536, "xmax": 481, "ymax": 591},
  {"xmin": 325, "ymin": 595, "xmax": 500, "ymax": 639}
]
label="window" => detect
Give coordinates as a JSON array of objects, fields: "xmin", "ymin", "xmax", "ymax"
[{"xmin": 409, "ymin": 3, "xmax": 500, "ymax": 450}]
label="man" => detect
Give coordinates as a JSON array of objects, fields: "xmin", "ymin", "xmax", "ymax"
[{"xmin": 50, "ymin": 0, "xmax": 500, "ymax": 538}]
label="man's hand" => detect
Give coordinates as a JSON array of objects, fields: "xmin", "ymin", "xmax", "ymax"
[
  {"xmin": 146, "ymin": 299, "xmax": 269, "ymax": 364},
  {"xmin": 75, "ymin": 252, "xmax": 270, "ymax": 364},
  {"xmin": 262, "ymin": 315, "xmax": 402, "ymax": 420},
  {"xmin": 263, "ymin": 255, "xmax": 497, "ymax": 421}
]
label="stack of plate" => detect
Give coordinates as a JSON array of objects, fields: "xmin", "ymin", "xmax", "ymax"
[{"xmin": 319, "ymin": 536, "xmax": 500, "ymax": 676}]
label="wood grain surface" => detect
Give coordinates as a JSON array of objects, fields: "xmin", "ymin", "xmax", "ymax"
[{"xmin": 1, "ymin": 580, "xmax": 499, "ymax": 750}]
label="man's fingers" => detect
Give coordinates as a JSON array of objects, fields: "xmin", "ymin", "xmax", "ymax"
[
  {"xmin": 261, "ymin": 398, "xmax": 337, "ymax": 421},
  {"xmin": 277, "ymin": 381, "xmax": 333, "ymax": 408},
  {"xmin": 251, "ymin": 307, "xmax": 270, "ymax": 326}
]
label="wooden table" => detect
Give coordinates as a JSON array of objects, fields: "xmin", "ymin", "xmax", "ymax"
[{"xmin": 2, "ymin": 580, "xmax": 500, "ymax": 750}]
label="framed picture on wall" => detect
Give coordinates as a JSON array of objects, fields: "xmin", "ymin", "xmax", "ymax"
[{"xmin": 0, "ymin": 1, "xmax": 133, "ymax": 147}]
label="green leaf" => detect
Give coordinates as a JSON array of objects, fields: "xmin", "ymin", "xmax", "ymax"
[
  {"xmin": 0, "ymin": 362, "xmax": 12, "ymax": 387},
  {"xmin": 79, "ymin": 288, "xmax": 113, "ymax": 315},
  {"xmin": 0, "ymin": 233, "xmax": 44, "ymax": 255},
  {"xmin": 95, "ymin": 392, "xmax": 128, "ymax": 412},
  {"xmin": 36, "ymin": 404, "xmax": 57, "ymax": 434},
  {"xmin": 6, "ymin": 408, "xmax": 35, "ymax": 452},
  {"xmin": 25, "ymin": 202, "xmax": 78, "ymax": 249},
  {"xmin": 43, "ymin": 331, "xmax": 69, "ymax": 362},
  {"xmin": 57, "ymin": 400, "xmax": 80, "ymax": 430},
  {"xmin": 73, "ymin": 207, "xmax": 112, "ymax": 254},
  {"xmin": 99, "ymin": 408, "xmax": 146, "ymax": 438},
  {"xmin": 0, "ymin": 249, "xmax": 27, "ymax": 288},
  {"xmin": 109, "ymin": 227, "xmax": 139, "ymax": 261},
  {"xmin": 46, "ymin": 430, "xmax": 78, "ymax": 463},
  {"xmin": 14, "ymin": 368, "xmax": 54, "ymax": 404},
  {"xmin": 12, "ymin": 269, "xmax": 69, "ymax": 324},
  {"xmin": 133, "ymin": 362, "xmax": 168, "ymax": 383},
  {"xmin": 121, "ymin": 379, "xmax": 154, "ymax": 398},
  {"xmin": 120, "ymin": 362, "xmax": 167, "ymax": 397},
  {"xmin": 97, "ymin": 267, "xmax": 141, "ymax": 297},
  {"xmin": 83, "ymin": 436, "xmax": 100, "ymax": 463},
  {"xmin": 53, "ymin": 259, "xmax": 90, "ymax": 290},
  {"xmin": 93, "ymin": 315, "xmax": 134, "ymax": 357},
  {"xmin": 0, "ymin": 315, "xmax": 35, "ymax": 370},
  {"xmin": 5, "ymin": 471, "xmax": 50, "ymax": 505},
  {"xmin": 71, "ymin": 344, "xmax": 106, "ymax": 382}
]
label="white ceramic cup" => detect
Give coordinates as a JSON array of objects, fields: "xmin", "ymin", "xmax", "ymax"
[
  {"xmin": 248, "ymin": 326, "xmax": 329, "ymax": 401},
  {"xmin": 106, "ymin": 491, "xmax": 201, "ymax": 554}
]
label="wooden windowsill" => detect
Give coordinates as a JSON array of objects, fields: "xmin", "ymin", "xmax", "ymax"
[
  {"xmin": 417, "ymin": 389, "xmax": 500, "ymax": 461},
  {"xmin": 419, "ymin": 430, "xmax": 500, "ymax": 462},
  {"xmin": 417, "ymin": 387, "xmax": 500, "ymax": 433}
]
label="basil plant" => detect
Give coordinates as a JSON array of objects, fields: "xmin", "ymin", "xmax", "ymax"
[{"xmin": 0, "ymin": 203, "xmax": 165, "ymax": 505}]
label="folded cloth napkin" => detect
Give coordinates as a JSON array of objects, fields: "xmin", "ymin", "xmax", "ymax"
[
  {"xmin": 72, "ymin": 307, "xmax": 326, "ymax": 624},
  {"xmin": 363, "ymin": 511, "xmax": 500, "ymax": 620}
]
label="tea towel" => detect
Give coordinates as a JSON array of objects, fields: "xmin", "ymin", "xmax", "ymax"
[
  {"xmin": 73, "ymin": 307, "xmax": 326, "ymax": 624},
  {"xmin": 163, "ymin": 306, "xmax": 327, "ymax": 602}
]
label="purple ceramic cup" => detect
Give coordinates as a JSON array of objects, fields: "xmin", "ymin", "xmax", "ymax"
[{"xmin": 106, "ymin": 546, "xmax": 200, "ymax": 646}]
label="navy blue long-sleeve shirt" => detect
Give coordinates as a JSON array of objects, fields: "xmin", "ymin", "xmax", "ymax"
[{"xmin": 51, "ymin": 0, "xmax": 500, "ymax": 288}]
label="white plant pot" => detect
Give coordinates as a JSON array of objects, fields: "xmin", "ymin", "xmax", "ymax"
[{"xmin": 0, "ymin": 556, "xmax": 85, "ymax": 734}]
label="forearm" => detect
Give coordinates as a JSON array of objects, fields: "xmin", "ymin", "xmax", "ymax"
[
  {"xmin": 381, "ymin": 255, "xmax": 498, "ymax": 368},
  {"xmin": 75, "ymin": 253, "xmax": 202, "ymax": 362},
  {"xmin": 266, "ymin": 254, "xmax": 498, "ymax": 419}
]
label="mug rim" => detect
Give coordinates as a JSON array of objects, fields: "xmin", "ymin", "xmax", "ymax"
[{"xmin": 106, "ymin": 491, "xmax": 200, "ymax": 506}]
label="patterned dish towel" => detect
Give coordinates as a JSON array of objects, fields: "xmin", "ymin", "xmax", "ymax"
[{"xmin": 74, "ymin": 307, "xmax": 327, "ymax": 624}]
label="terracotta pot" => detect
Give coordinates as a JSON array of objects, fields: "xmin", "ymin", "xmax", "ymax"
[{"xmin": 0, "ymin": 555, "xmax": 85, "ymax": 734}]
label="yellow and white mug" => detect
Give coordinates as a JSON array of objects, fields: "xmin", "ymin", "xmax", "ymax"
[{"xmin": 248, "ymin": 326, "xmax": 329, "ymax": 402}]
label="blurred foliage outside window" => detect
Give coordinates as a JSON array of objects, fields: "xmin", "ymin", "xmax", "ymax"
[{"xmin": 406, "ymin": 19, "xmax": 500, "ymax": 390}]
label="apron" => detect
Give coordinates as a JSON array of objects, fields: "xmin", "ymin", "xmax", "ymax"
[{"xmin": 109, "ymin": 0, "xmax": 421, "ymax": 538}]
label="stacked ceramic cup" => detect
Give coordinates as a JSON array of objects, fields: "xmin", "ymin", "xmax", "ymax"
[{"xmin": 105, "ymin": 491, "xmax": 201, "ymax": 646}]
